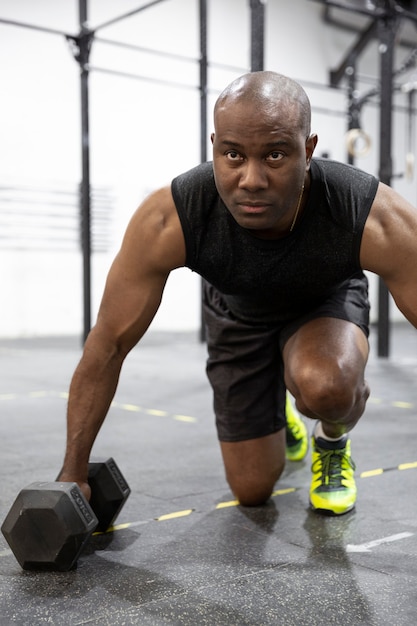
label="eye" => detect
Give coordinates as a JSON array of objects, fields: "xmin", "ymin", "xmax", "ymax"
[
  {"xmin": 225, "ymin": 150, "xmax": 243, "ymax": 162},
  {"xmin": 266, "ymin": 151, "xmax": 284, "ymax": 162}
]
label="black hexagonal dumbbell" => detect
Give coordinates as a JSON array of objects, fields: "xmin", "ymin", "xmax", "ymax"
[
  {"xmin": 87, "ymin": 457, "xmax": 131, "ymax": 532},
  {"xmin": 1, "ymin": 482, "xmax": 97, "ymax": 571},
  {"xmin": 1, "ymin": 457, "xmax": 130, "ymax": 571}
]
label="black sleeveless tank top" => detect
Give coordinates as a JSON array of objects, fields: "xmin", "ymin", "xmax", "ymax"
[{"xmin": 171, "ymin": 158, "xmax": 379, "ymax": 325}]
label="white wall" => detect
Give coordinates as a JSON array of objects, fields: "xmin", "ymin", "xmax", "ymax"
[{"xmin": 0, "ymin": 0, "xmax": 416, "ymax": 337}]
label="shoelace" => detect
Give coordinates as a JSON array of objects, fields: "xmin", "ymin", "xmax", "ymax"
[{"xmin": 312, "ymin": 447, "xmax": 356, "ymax": 488}]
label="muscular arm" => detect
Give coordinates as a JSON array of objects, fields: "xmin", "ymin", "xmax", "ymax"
[
  {"xmin": 58, "ymin": 186, "xmax": 186, "ymax": 494},
  {"xmin": 360, "ymin": 182, "xmax": 417, "ymax": 328}
]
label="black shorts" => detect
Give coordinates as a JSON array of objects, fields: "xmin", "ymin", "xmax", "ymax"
[{"xmin": 202, "ymin": 277, "xmax": 370, "ymax": 442}]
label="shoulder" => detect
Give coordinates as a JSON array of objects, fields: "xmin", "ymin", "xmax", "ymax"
[
  {"xmin": 171, "ymin": 162, "xmax": 216, "ymax": 205},
  {"xmin": 122, "ymin": 185, "xmax": 186, "ymax": 271},
  {"xmin": 311, "ymin": 158, "xmax": 378, "ymax": 190},
  {"xmin": 309, "ymin": 159, "xmax": 378, "ymax": 230},
  {"xmin": 172, "ymin": 161, "xmax": 215, "ymax": 188},
  {"xmin": 360, "ymin": 183, "xmax": 417, "ymax": 326},
  {"xmin": 128, "ymin": 186, "xmax": 178, "ymax": 233},
  {"xmin": 361, "ymin": 182, "xmax": 417, "ymax": 278}
]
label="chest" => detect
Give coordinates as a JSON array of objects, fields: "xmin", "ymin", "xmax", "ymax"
[{"xmin": 196, "ymin": 210, "xmax": 355, "ymax": 299}]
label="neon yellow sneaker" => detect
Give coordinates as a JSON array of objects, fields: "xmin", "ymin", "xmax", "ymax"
[
  {"xmin": 310, "ymin": 435, "xmax": 357, "ymax": 515},
  {"xmin": 285, "ymin": 394, "xmax": 308, "ymax": 461}
]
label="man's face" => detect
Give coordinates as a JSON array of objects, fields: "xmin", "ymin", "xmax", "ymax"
[{"xmin": 211, "ymin": 99, "xmax": 316, "ymax": 239}]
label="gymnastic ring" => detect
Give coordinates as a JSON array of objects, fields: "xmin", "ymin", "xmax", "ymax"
[{"xmin": 345, "ymin": 128, "xmax": 372, "ymax": 158}]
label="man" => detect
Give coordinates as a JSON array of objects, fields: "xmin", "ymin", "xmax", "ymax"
[{"xmin": 58, "ymin": 71, "xmax": 417, "ymax": 516}]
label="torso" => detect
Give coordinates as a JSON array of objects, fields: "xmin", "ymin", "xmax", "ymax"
[{"xmin": 171, "ymin": 158, "xmax": 379, "ymax": 324}]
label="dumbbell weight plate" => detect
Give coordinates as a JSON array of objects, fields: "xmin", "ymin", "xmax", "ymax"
[
  {"xmin": 1, "ymin": 482, "xmax": 98, "ymax": 571},
  {"xmin": 88, "ymin": 457, "xmax": 131, "ymax": 531}
]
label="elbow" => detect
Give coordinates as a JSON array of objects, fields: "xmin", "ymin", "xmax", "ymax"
[{"xmin": 83, "ymin": 325, "xmax": 130, "ymax": 368}]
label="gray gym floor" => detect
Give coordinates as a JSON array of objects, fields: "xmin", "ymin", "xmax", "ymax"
[{"xmin": 1, "ymin": 322, "xmax": 417, "ymax": 626}]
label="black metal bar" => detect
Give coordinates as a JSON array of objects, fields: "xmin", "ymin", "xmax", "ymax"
[
  {"xmin": 250, "ymin": 0, "xmax": 265, "ymax": 71},
  {"xmin": 93, "ymin": 0, "xmax": 167, "ymax": 33},
  {"xmin": 322, "ymin": 2, "xmax": 417, "ymax": 49},
  {"xmin": 346, "ymin": 64, "xmax": 357, "ymax": 165},
  {"xmin": 330, "ymin": 19, "xmax": 379, "ymax": 87},
  {"xmin": 394, "ymin": 46, "xmax": 417, "ymax": 78},
  {"xmin": 199, "ymin": 0, "xmax": 208, "ymax": 166},
  {"xmin": 199, "ymin": 0, "xmax": 208, "ymax": 343},
  {"xmin": 315, "ymin": 0, "xmax": 385, "ymax": 19},
  {"xmin": 93, "ymin": 37, "xmax": 248, "ymax": 73},
  {"xmin": 78, "ymin": 0, "xmax": 92, "ymax": 344},
  {"xmin": 0, "ymin": 17, "xmax": 71, "ymax": 37},
  {"xmin": 377, "ymin": 12, "xmax": 399, "ymax": 357},
  {"xmin": 396, "ymin": 3, "xmax": 417, "ymax": 24}
]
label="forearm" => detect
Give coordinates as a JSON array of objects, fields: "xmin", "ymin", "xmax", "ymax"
[{"xmin": 58, "ymin": 334, "xmax": 124, "ymax": 483}]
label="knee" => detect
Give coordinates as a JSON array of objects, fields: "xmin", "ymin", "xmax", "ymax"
[
  {"xmin": 226, "ymin": 462, "xmax": 285, "ymax": 507},
  {"xmin": 232, "ymin": 483, "xmax": 276, "ymax": 507},
  {"xmin": 220, "ymin": 432, "xmax": 286, "ymax": 507},
  {"xmin": 292, "ymin": 363, "xmax": 368, "ymax": 422}
]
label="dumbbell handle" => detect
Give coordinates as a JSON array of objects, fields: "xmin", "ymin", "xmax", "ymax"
[{"xmin": 56, "ymin": 472, "xmax": 91, "ymax": 501}]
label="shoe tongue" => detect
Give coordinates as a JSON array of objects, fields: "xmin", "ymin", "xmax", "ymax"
[{"xmin": 315, "ymin": 435, "xmax": 347, "ymax": 450}]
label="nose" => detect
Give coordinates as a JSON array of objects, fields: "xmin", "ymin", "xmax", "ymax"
[{"xmin": 238, "ymin": 160, "xmax": 268, "ymax": 190}]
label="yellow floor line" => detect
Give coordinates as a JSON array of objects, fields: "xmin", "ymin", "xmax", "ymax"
[
  {"xmin": 157, "ymin": 509, "xmax": 193, "ymax": 521},
  {"xmin": 96, "ymin": 460, "xmax": 417, "ymax": 535}
]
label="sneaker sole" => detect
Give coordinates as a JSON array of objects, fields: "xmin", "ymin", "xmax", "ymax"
[{"xmin": 310, "ymin": 502, "xmax": 356, "ymax": 516}]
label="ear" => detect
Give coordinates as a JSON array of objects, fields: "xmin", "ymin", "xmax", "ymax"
[
  {"xmin": 210, "ymin": 132, "xmax": 215, "ymax": 145},
  {"xmin": 305, "ymin": 134, "xmax": 318, "ymax": 168}
]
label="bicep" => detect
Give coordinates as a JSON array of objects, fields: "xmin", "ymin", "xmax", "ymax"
[
  {"xmin": 360, "ymin": 183, "xmax": 417, "ymax": 328},
  {"xmin": 93, "ymin": 186, "xmax": 186, "ymax": 354}
]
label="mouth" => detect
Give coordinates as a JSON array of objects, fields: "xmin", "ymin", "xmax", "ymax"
[{"xmin": 236, "ymin": 202, "xmax": 270, "ymax": 214}]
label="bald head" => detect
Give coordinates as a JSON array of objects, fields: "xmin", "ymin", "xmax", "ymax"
[{"xmin": 214, "ymin": 71, "xmax": 311, "ymax": 138}]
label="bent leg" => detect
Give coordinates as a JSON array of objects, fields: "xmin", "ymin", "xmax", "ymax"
[
  {"xmin": 202, "ymin": 283, "xmax": 288, "ymax": 507},
  {"xmin": 220, "ymin": 429, "xmax": 286, "ymax": 506},
  {"xmin": 283, "ymin": 317, "xmax": 369, "ymax": 438}
]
